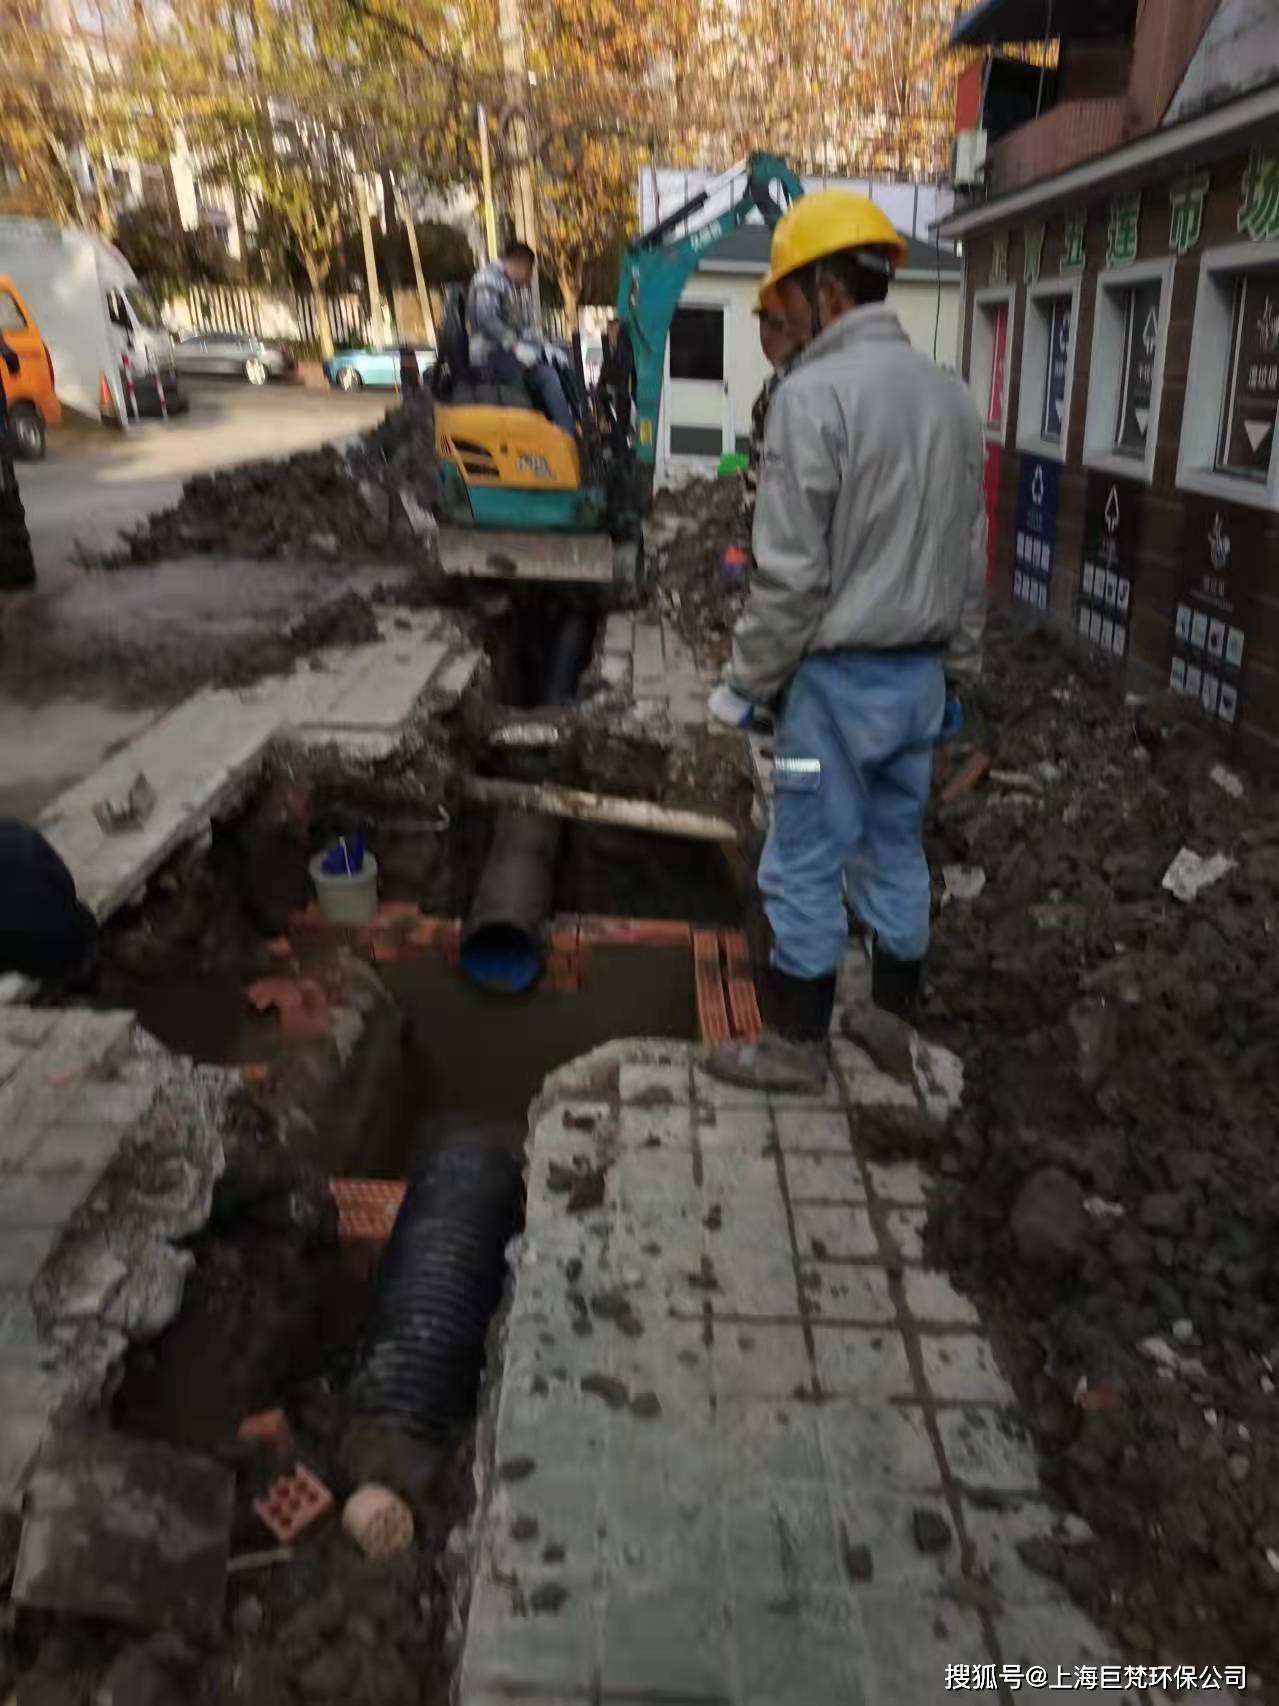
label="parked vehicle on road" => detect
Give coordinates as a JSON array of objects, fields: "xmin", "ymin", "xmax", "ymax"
[
  {"xmin": 0, "ymin": 219, "xmax": 182, "ymax": 428},
  {"xmin": 0, "ymin": 276, "xmax": 61, "ymax": 460},
  {"xmin": 174, "ymin": 330, "xmax": 295, "ymax": 385},
  {"xmin": 322, "ymin": 344, "xmax": 435, "ymax": 391}
]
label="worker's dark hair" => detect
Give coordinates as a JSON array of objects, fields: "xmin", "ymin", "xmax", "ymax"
[
  {"xmin": 503, "ymin": 239, "xmax": 536, "ymax": 266},
  {"xmin": 817, "ymin": 246, "xmax": 892, "ymax": 307}
]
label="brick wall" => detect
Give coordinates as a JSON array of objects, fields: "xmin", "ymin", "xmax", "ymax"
[
  {"xmin": 988, "ymin": 98, "xmax": 1126, "ymax": 196},
  {"xmin": 1125, "ymin": 0, "xmax": 1223, "ymax": 135}
]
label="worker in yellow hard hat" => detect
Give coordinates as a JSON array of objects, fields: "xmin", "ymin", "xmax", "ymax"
[
  {"xmin": 706, "ymin": 187, "xmax": 987, "ymax": 1094},
  {"xmin": 743, "ymin": 278, "xmax": 804, "ymax": 531}
]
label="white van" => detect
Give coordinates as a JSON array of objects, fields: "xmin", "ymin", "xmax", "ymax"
[{"xmin": 0, "ymin": 218, "xmax": 181, "ymax": 428}]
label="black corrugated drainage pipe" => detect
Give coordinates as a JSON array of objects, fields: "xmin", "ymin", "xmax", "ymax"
[
  {"xmin": 347, "ymin": 1121, "xmax": 525, "ymax": 1442},
  {"xmin": 461, "ymin": 606, "xmax": 595, "ymax": 992}
]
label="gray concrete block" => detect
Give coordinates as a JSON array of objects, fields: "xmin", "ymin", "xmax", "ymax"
[
  {"xmin": 787, "ymin": 1156, "xmax": 868, "ymax": 1206},
  {"xmin": 902, "ymin": 1267, "xmax": 979, "ymax": 1328},
  {"xmin": 831, "ymin": 1489, "xmax": 957, "ymax": 1590},
  {"xmin": 696, "ymin": 1105, "xmax": 773, "ymax": 1151},
  {"xmin": 617, "ymin": 1104, "xmax": 693, "ymax": 1151},
  {"xmin": 811, "ymin": 1327, "xmax": 913, "ymax": 1400},
  {"xmin": 799, "ymin": 1262, "xmax": 895, "ymax": 1325},
  {"xmin": 867, "ymin": 1161, "xmax": 929, "ymax": 1207},
  {"xmin": 727, "ymin": 1480, "xmax": 845, "ymax": 1601},
  {"xmin": 462, "ymin": 1570, "xmax": 597, "ymax": 1696},
  {"xmin": 937, "ymin": 1408, "xmax": 1041, "ymax": 1493},
  {"xmin": 817, "ymin": 1402, "xmax": 942, "ymax": 1494},
  {"xmin": 714, "ymin": 1322, "xmax": 813, "ymax": 1400},
  {"xmin": 483, "ymin": 1472, "xmax": 601, "ymax": 1582},
  {"xmin": 884, "ymin": 1208, "xmax": 927, "ymax": 1263},
  {"xmin": 993, "ymin": 1601, "xmax": 1133, "ymax": 1701},
  {"xmin": 961, "ymin": 1497, "xmax": 1094, "ymax": 1608},
  {"xmin": 618, "ymin": 1060, "xmax": 690, "ymax": 1105},
  {"xmin": 0, "ymin": 1367, "xmax": 71, "ymax": 1512},
  {"xmin": 774, "ymin": 1108, "xmax": 853, "ymax": 1153},
  {"xmin": 919, "ymin": 1335, "xmax": 1017, "ymax": 1406},
  {"xmin": 711, "ymin": 1248, "xmax": 802, "ymax": 1317},
  {"xmin": 0, "ymin": 1169, "xmax": 96, "ymax": 1233},
  {"xmin": 30, "ymin": 1119, "xmax": 131, "ymax": 1180},
  {"xmin": 794, "ymin": 1204, "xmax": 878, "ymax": 1260},
  {"xmin": 733, "ymin": 1589, "xmax": 870, "ymax": 1706},
  {"xmin": 0, "ymin": 1223, "xmax": 59, "ymax": 1292},
  {"xmin": 602, "ymin": 1576, "xmax": 733, "ymax": 1699},
  {"xmin": 857, "ymin": 1585, "xmax": 988, "ymax": 1705},
  {"xmin": 715, "ymin": 1399, "xmax": 825, "ymax": 1483}
]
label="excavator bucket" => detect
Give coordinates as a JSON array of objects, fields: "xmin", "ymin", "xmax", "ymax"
[{"xmin": 437, "ymin": 526, "xmax": 639, "ymax": 591}]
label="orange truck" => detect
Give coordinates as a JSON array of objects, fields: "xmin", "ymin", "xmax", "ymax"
[{"xmin": 0, "ymin": 275, "xmax": 60, "ymax": 460}]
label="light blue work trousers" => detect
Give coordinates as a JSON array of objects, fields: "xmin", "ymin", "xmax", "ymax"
[{"xmin": 760, "ymin": 649, "xmax": 945, "ymax": 980}]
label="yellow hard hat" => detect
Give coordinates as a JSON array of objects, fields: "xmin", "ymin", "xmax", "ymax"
[
  {"xmin": 753, "ymin": 279, "xmax": 783, "ymax": 317},
  {"xmin": 762, "ymin": 189, "xmax": 908, "ymax": 297}
]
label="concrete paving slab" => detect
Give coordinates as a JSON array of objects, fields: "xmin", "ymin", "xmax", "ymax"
[
  {"xmin": 13, "ymin": 1432, "xmax": 233, "ymax": 1637},
  {"xmin": 462, "ymin": 1040, "xmax": 1138, "ymax": 1705}
]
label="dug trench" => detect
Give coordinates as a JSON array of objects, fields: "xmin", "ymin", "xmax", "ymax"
[{"xmin": 2, "ymin": 590, "xmax": 752, "ymax": 1706}]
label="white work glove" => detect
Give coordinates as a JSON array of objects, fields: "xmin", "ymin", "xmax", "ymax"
[
  {"xmin": 546, "ymin": 343, "xmax": 572, "ymax": 370},
  {"xmin": 708, "ymin": 682, "xmax": 772, "ymax": 731},
  {"xmin": 513, "ymin": 340, "xmax": 542, "ymax": 369}
]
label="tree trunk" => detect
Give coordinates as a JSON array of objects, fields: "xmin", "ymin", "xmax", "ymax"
[
  {"xmin": 303, "ymin": 253, "xmax": 335, "ymax": 359},
  {"xmin": 561, "ymin": 282, "xmax": 580, "ymax": 339}
]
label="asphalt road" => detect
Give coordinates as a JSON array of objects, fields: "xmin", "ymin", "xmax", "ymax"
[
  {"xmin": 0, "ymin": 375, "xmax": 393, "ymax": 820},
  {"xmin": 17, "ymin": 376, "xmax": 389, "ymax": 589}
]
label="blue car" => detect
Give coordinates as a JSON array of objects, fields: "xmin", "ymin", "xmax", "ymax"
[{"xmin": 323, "ymin": 343, "xmax": 436, "ymax": 391}]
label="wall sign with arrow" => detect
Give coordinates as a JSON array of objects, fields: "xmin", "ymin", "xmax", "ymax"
[
  {"xmin": 1116, "ymin": 280, "xmax": 1163, "ymax": 456},
  {"xmin": 1168, "ymin": 501, "xmax": 1261, "ymax": 730},
  {"xmin": 1078, "ymin": 471, "xmax": 1140, "ymax": 662},
  {"xmin": 1012, "ymin": 455, "xmax": 1061, "ymax": 613}
]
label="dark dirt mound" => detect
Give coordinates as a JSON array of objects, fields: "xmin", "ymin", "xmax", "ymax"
[
  {"xmin": 95, "ymin": 394, "xmax": 439, "ymax": 571},
  {"xmin": 903, "ymin": 616, "xmax": 1279, "ymax": 1685},
  {"xmin": 650, "ymin": 477, "xmax": 749, "ymax": 671},
  {"xmin": 216, "ymin": 590, "xmax": 383, "ymax": 690}
]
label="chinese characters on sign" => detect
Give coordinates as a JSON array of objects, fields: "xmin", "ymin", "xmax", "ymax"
[
  {"xmin": 1117, "ymin": 279, "xmax": 1162, "ymax": 455},
  {"xmin": 1041, "ymin": 296, "xmax": 1072, "ymax": 441},
  {"xmin": 1024, "ymin": 223, "xmax": 1046, "ymax": 286},
  {"xmin": 1012, "ymin": 456, "xmax": 1060, "ymax": 613},
  {"xmin": 990, "ymin": 235, "xmax": 1008, "ymax": 286},
  {"xmin": 1078, "ymin": 473, "xmax": 1139, "ymax": 662},
  {"xmin": 1169, "ymin": 504, "xmax": 1258, "ymax": 730},
  {"xmin": 1060, "ymin": 213, "xmax": 1086, "ymax": 273},
  {"xmin": 1219, "ymin": 276, "xmax": 1279, "ymax": 477},
  {"xmin": 1169, "ymin": 170, "xmax": 1210, "ymax": 256},
  {"xmin": 944, "ymin": 1663, "xmax": 1247, "ymax": 1692},
  {"xmin": 1106, "ymin": 192, "xmax": 1142, "ymax": 267},
  {"xmin": 1239, "ymin": 148, "xmax": 1279, "ymax": 243}
]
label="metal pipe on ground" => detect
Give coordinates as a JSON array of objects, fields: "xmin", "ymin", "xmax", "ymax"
[{"xmin": 460, "ymin": 605, "xmax": 594, "ymax": 992}]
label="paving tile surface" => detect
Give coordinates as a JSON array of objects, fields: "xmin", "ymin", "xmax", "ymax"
[{"xmin": 459, "ymin": 1037, "xmax": 1131, "ymax": 1704}]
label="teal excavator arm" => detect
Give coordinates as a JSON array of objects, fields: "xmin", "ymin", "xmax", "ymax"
[{"xmin": 615, "ymin": 152, "xmax": 804, "ymax": 497}]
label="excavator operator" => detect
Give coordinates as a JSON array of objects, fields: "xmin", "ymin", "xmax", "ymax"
[{"xmin": 465, "ymin": 240, "xmax": 575, "ymax": 436}]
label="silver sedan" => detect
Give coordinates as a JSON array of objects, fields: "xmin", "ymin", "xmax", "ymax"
[{"xmin": 174, "ymin": 330, "xmax": 294, "ymax": 385}]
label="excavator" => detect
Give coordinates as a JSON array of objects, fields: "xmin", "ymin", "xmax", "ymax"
[{"xmin": 430, "ymin": 153, "xmax": 805, "ymax": 589}]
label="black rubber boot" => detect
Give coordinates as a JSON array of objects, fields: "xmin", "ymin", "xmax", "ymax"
[
  {"xmin": 704, "ymin": 968, "xmax": 837, "ymax": 1095},
  {"xmin": 871, "ymin": 943, "xmax": 923, "ymax": 1022}
]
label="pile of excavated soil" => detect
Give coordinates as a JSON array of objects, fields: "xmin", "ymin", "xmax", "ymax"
[
  {"xmin": 650, "ymin": 477, "xmax": 749, "ymax": 670},
  {"xmin": 904, "ymin": 617, "xmax": 1279, "ymax": 1687},
  {"xmin": 97, "ymin": 394, "xmax": 439, "ymax": 570}
]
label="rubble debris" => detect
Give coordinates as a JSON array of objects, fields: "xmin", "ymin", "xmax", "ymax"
[
  {"xmin": 93, "ymin": 396, "xmax": 440, "ymax": 570},
  {"xmin": 648, "ymin": 477, "xmax": 750, "ymax": 670},
  {"xmin": 1211, "ymin": 764, "xmax": 1245, "ymax": 800},
  {"xmin": 13, "ymin": 1433, "xmax": 233, "ymax": 1638},
  {"xmin": 942, "ymin": 864, "xmax": 987, "ymax": 904},
  {"xmin": 922, "ymin": 618, "xmax": 1279, "ymax": 1681},
  {"xmin": 93, "ymin": 771, "xmax": 157, "ymax": 836},
  {"xmin": 940, "ymin": 750, "xmax": 992, "ymax": 804},
  {"xmin": 95, "ymin": 1633, "xmax": 206, "ymax": 1706},
  {"xmin": 1161, "ymin": 847, "xmax": 1236, "ymax": 902},
  {"xmin": 911, "ymin": 1508, "xmax": 953, "ymax": 1554}
]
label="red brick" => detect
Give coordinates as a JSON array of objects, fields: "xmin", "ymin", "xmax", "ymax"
[
  {"xmin": 406, "ymin": 917, "xmax": 462, "ymax": 954},
  {"xmin": 238, "ymin": 1408, "xmax": 292, "ymax": 1450},
  {"xmin": 254, "ymin": 1465, "xmax": 334, "ymax": 1544},
  {"xmin": 693, "ymin": 931, "xmax": 731, "ymax": 1044},
  {"xmin": 371, "ymin": 901, "xmax": 422, "ymax": 928}
]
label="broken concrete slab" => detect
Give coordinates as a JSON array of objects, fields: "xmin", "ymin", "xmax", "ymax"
[{"xmin": 13, "ymin": 1431, "xmax": 233, "ymax": 1637}]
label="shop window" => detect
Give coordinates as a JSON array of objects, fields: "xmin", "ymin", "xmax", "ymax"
[
  {"xmin": 1178, "ymin": 238, "xmax": 1279, "ymax": 514},
  {"xmin": 969, "ymin": 286, "xmax": 1016, "ymax": 444},
  {"xmin": 1016, "ymin": 276, "xmax": 1082, "ymax": 463},
  {"xmin": 1083, "ymin": 258, "xmax": 1173, "ymax": 484}
]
